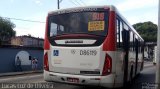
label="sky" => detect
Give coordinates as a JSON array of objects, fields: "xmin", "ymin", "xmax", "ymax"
[{"xmin": 0, "ymin": 0, "xmax": 158, "ymax": 38}]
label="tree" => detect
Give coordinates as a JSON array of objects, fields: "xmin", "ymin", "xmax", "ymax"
[
  {"xmin": 133, "ymin": 21, "xmax": 158, "ymax": 42},
  {"xmin": 0, "ymin": 17, "xmax": 16, "ymax": 45}
]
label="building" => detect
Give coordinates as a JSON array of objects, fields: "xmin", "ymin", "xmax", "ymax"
[
  {"xmin": 144, "ymin": 42, "xmax": 157, "ymax": 61},
  {"xmin": 11, "ymin": 35, "xmax": 44, "ymax": 47}
]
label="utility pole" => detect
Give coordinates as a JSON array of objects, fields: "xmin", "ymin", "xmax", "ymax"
[
  {"xmin": 156, "ymin": 0, "xmax": 160, "ymax": 89},
  {"xmin": 58, "ymin": 0, "xmax": 59, "ymax": 9},
  {"xmin": 57, "ymin": 0, "xmax": 63, "ymax": 9}
]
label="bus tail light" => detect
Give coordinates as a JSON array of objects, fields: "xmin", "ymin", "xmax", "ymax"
[
  {"xmin": 102, "ymin": 54, "xmax": 112, "ymax": 76},
  {"xmin": 44, "ymin": 52, "xmax": 49, "ymax": 71}
]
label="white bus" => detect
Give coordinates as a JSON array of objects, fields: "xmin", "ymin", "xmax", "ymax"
[{"xmin": 43, "ymin": 5, "xmax": 144, "ymax": 88}]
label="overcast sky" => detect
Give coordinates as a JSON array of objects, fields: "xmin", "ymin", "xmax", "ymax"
[{"xmin": 0, "ymin": 0, "xmax": 158, "ymax": 38}]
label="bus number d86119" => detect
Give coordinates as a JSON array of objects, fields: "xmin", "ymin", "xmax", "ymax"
[{"xmin": 80, "ymin": 50, "xmax": 97, "ymax": 56}]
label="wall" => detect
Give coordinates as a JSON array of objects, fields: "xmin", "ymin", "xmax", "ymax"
[{"xmin": 0, "ymin": 45, "xmax": 44, "ymax": 73}]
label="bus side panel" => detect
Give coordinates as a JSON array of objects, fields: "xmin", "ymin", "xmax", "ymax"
[
  {"xmin": 137, "ymin": 52, "xmax": 143, "ymax": 74},
  {"xmin": 43, "ymin": 50, "xmax": 52, "ymax": 82},
  {"xmin": 128, "ymin": 51, "xmax": 135, "ymax": 81},
  {"xmin": 114, "ymin": 50, "xmax": 125, "ymax": 87},
  {"xmin": 103, "ymin": 11, "xmax": 116, "ymax": 51}
]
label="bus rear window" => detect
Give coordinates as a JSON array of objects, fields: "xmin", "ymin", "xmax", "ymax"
[{"xmin": 48, "ymin": 11, "xmax": 109, "ymax": 37}]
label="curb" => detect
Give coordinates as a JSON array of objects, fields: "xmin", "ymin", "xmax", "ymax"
[
  {"xmin": 144, "ymin": 61, "xmax": 155, "ymax": 68},
  {"xmin": 0, "ymin": 70, "xmax": 43, "ymax": 77}
]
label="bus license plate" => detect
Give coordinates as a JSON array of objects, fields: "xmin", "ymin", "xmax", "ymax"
[{"xmin": 67, "ymin": 77, "xmax": 79, "ymax": 83}]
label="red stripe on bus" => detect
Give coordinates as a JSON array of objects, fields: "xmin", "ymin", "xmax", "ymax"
[
  {"xmin": 103, "ymin": 11, "xmax": 116, "ymax": 51},
  {"xmin": 44, "ymin": 16, "xmax": 50, "ymax": 50}
]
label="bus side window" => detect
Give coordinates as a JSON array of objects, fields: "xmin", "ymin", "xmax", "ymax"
[
  {"xmin": 134, "ymin": 35, "xmax": 139, "ymax": 52},
  {"xmin": 141, "ymin": 42, "xmax": 144, "ymax": 53},
  {"xmin": 116, "ymin": 17, "xmax": 123, "ymax": 48},
  {"xmin": 133, "ymin": 34, "xmax": 135, "ymax": 51},
  {"xmin": 120, "ymin": 21, "xmax": 123, "ymax": 48},
  {"xmin": 122, "ymin": 23, "xmax": 130, "ymax": 50},
  {"xmin": 130, "ymin": 31, "xmax": 133, "ymax": 51},
  {"xmin": 116, "ymin": 19, "xmax": 120, "ymax": 48},
  {"xmin": 138, "ymin": 40, "xmax": 140, "ymax": 53}
]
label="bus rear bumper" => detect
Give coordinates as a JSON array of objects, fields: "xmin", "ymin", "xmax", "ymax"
[{"xmin": 43, "ymin": 70, "xmax": 115, "ymax": 88}]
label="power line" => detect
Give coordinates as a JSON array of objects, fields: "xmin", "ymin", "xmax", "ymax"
[
  {"xmin": 79, "ymin": 0, "xmax": 86, "ymax": 6},
  {"xmin": 74, "ymin": 0, "xmax": 82, "ymax": 6},
  {"xmin": 3, "ymin": 17, "xmax": 45, "ymax": 23},
  {"xmin": 70, "ymin": 0, "xmax": 78, "ymax": 6}
]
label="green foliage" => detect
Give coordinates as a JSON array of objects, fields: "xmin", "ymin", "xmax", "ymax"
[
  {"xmin": 0, "ymin": 17, "xmax": 16, "ymax": 45},
  {"xmin": 133, "ymin": 21, "xmax": 157, "ymax": 42}
]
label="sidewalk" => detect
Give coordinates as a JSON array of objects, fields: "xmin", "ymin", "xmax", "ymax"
[
  {"xmin": 0, "ymin": 70, "xmax": 43, "ymax": 77},
  {"xmin": 144, "ymin": 61, "xmax": 155, "ymax": 68}
]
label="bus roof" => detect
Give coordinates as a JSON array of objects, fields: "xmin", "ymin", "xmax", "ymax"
[
  {"xmin": 48, "ymin": 5, "xmax": 116, "ymax": 15},
  {"xmin": 48, "ymin": 5, "xmax": 144, "ymax": 42},
  {"xmin": 115, "ymin": 8, "xmax": 144, "ymax": 41}
]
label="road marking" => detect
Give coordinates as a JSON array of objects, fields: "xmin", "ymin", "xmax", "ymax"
[{"xmin": 0, "ymin": 74, "xmax": 42, "ymax": 82}]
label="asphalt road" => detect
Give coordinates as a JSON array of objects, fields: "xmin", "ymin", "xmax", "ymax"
[
  {"xmin": 130, "ymin": 62, "xmax": 156, "ymax": 89},
  {"xmin": 0, "ymin": 62, "xmax": 156, "ymax": 89}
]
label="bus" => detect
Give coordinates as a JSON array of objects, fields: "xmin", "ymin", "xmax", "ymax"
[{"xmin": 43, "ymin": 5, "xmax": 144, "ymax": 88}]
